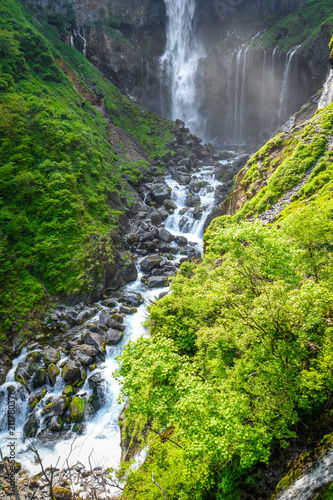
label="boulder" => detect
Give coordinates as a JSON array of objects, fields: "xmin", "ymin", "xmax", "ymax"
[
  {"xmin": 32, "ymin": 368, "xmax": 46, "ymax": 389},
  {"xmin": 158, "ymin": 228, "xmax": 174, "ymax": 243},
  {"xmin": 105, "ymin": 329, "xmax": 124, "ymax": 346},
  {"xmin": 140, "ymin": 255, "xmax": 163, "ymax": 273},
  {"xmin": 119, "ymin": 305, "xmax": 137, "ymax": 315},
  {"xmin": 88, "ymin": 373, "xmax": 108, "ymax": 412},
  {"xmin": 75, "ymin": 307, "xmax": 98, "ymax": 325},
  {"xmin": 150, "ymin": 183, "xmax": 171, "ymax": 204},
  {"xmin": 147, "ymin": 276, "xmax": 168, "ymax": 288},
  {"xmin": 146, "ymin": 208, "xmax": 163, "ymax": 225},
  {"xmin": 50, "ymin": 415, "xmax": 63, "ymax": 432},
  {"xmin": 0, "ymin": 353, "xmax": 11, "ymax": 385},
  {"xmin": 121, "ymin": 292, "xmax": 143, "ymax": 306},
  {"xmin": 61, "ymin": 361, "xmax": 81, "ymax": 382},
  {"xmin": 70, "ymin": 396, "xmax": 86, "ymax": 423},
  {"xmin": 15, "ymin": 362, "xmax": 31, "ymax": 385},
  {"xmin": 23, "ymin": 413, "xmax": 39, "ymax": 438},
  {"xmin": 163, "ymin": 199, "xmax": 177, "ymax": 211},
  {"xmin": 185, "ymin": 194, "xmax": 201, "ymax": 208},
  {"xmin": 175, "ymin": 235, "xmax": 188, "ymax": 246},
  {"xmin": 47, "ymin": 363, "xmax": 60, "ymax": 386},
  {"xmin": 52, "ymin": 486, "xmax": 72, "ymax": 500},
  {"xmin": 52, "ymin": 396, "xmax": 69, "ymax": 415},
  {"xmin": 82, "ymin": 332, "xmax": 106, "ymax": 353},
  {"xmin": 77, "ymin": 344, "xmax": 99, "ymax": 357}
]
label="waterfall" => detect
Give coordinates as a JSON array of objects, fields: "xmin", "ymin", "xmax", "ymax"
[
  {"xmin": 277, "ymin": 447, "xmax": 333, "ymax": 500},
  {"xmin": 318, "ymin": 69, "xmax": 333, "ymax": 110},
  {"xmin": 160, "ymin": 0, "xmax": 202, "ymax": 133},
  {"xmin": 278, "ymin": 45, "xmax": 301, "ymax": 126}
]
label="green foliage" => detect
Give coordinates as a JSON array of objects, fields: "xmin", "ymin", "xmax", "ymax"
[
  {"xmin": 257, "ymin": 0, "xmax": 333, "ymax": 52},
  {"xmin": 0, "ymin": 0, "xmax": 176, "ymax": 340},
  {"xmin": 116, "ymin": 210, "xmax": 333, "ymax": 498}
]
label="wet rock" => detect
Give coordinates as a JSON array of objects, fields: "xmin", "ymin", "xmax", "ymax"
[
  {"xmin": 150, "ymin": 183, "xmax": 172, "ymax": 205},
  {"xmin": 32, "ymin": 367, "xmax": 46, "ymax": 389},
  {"xmin": 88, "ymin": 373, "xmax": 108, "ymax": 412},
  {"xmin": 70, "ymin": 396, "xmax": 86, "ymax": 423},
  {"xmin": 140, "ymin": 255, "xmax": 163, "ymax": 272},
  {"xmin": 26, "ymin": 351, "xmax": 42, "ymax": 364},
  {"xmin": 147, "ymin": 276, "xmax": 168, "ymax": 288},
  {"xmin": 146, "ymin": 207, "xmax": 163, "ymax": 225},
  {"xmin": 175, "ymin": 235, "xmax": 188, "ymax": 246},
  {"xmin": 99, "ymin": 311, "xmax": 125, "ymax": 331},
  {"xmin": 137, "ymin": 231, "xmax": 154, "ymax": 242},
  {"xmin": 23, "ymin": 413, "xmax": 39, "ymax": 438},
  {"xmin": 163, "ymin": 199, "xmax": 177, "ymax": 211},
  {"xmin": 101, "ymin": 298, "xmax": 118, "ymax": 308},
  {"xmin": 158, "ymin": 207, "xmax": 169, "ymax": 221},
  {"xmin": 121, "ymin": 292, "xmax": 143, "ymax": 306},
  {"xmin": 193, "ymin": 206, "xmax": 205, "ymax": 220},
  {"xmin": 0, "ymin": 353, "xmax": 11, "ymax": 385},
  {"xmin": 62, "ymin": 360, "xmax": 82, "ymax": 382},
  {"xmin": 52, "ymin": 396, "xmax": 69, "ymax": 415},
  {"xmin": 15, "ymin": 362, "xmax": 30, "ymax": 385},
  {"xmin": 185, "ymin": 194, "xmax": 201, "ymax": 208},
  {"xmin": 43, "ymin": 347, "xmax": 61, "ymax": 366},
  {"xmin": 119, "ymin": 304, "xmax": 137, "ymax": 314},
  {"xmin": 143, "ymin": 240, "xmax": 159, "ymax": 252},
  {"xmin": 158, "ymin": 228, "xmax": 174, "ymax": 243},
  {"xmin": 52, "ymin": 486, "xmax": 72, "ymax": 500},
  {"xmin": 105, "ymin": 328, "xmax": 124, "ymax": 346},
  {"xmin": 47, "ymin": 363, "xmax": 60, "ymax": 386},
  {"xmin": 82, "ymin": 332, "xmax": 105, "ymax": 353},
  {"xmin": 62, "ymin": 385, "xmax": 73, "ymax": 397},
  {"xmin": 77, "ymin": 345, "xmax": 99, "ymax": 357},
  {"xmin": 107, "ymin": 251, "xmax": 137, "ymax": 290},
  {"xmin": 29, "ymin": 388, "xmax": 47, "ymax": 409},
  {"xmin": 50, "ymin": 415, "xmax": 64, "ymax": 432},
  {"xmin": 75, "ymin": 307, "xmax": 98, "ymax": 325}
]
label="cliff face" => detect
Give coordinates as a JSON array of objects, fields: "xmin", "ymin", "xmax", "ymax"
[
  {"xmin": 22, "ymin": 0, "xmax": 332, "ymax": 144},
  {"xmin": 23, "ymin": 0, "xmax": 166, "ymax": 112}
]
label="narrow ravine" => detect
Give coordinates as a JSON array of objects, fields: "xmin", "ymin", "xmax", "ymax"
[{"xmin": 0, "ymin": 149, "xmax": 238, "ymax": 494}]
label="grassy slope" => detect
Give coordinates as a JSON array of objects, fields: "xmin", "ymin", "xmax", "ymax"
[
  {"xmin": 0, "ymin": 0, "xmax": 174, "ymax": 343},
  {"xmin": 257, "ymin": 0, "xmax": 333, "ymax": 51}
]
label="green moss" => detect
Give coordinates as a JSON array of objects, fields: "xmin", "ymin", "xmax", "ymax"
[{"xmin": 70, "ymin": 396, "xmax": 86, "ymax": 423}]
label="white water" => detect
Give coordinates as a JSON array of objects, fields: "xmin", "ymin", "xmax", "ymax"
[
  {"xmin": 277, "ymin": 448, "xmax": 333, "ymax": 499},
  {"xmin": 0, "ymin": 162, "xmax": 223, "ymax": 488},
  {"xmin": 278, "ymin": 45, "xmax": 301, "ymax": 126},
  {"xmin": 318, "ymin": 68, "xmax": 333, "ymax": 110},
  {"xmin": 160, "ymin": 0, "xmax": 203, "ymax": 133}
]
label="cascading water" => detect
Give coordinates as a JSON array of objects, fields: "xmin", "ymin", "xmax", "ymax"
[
  {"xmin": 277, "ymin": 448, "xmax": 333, "ymax": 500},
  {"xmin": 278, "ymin": 45, "xmax": 301, "ymax": 126},
  {"xmin": 160, "ymin": 0, "xmax": 203, "ymax": 133},
  {"xmin": 0, "ymin": 158, "xmax": 227, "ymax": 492},
  {"xmin": 318, "ymin": 68, "xmax": 333, "ymax": 110}
]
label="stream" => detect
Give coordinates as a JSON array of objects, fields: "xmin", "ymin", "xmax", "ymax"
[{"xmin": 0, "ymin": 158, "xmax": 227, "ymax": 487}]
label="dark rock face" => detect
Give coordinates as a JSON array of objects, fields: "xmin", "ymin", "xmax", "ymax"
[{"xmin": 22, "ymin": 0, "xmax": 167, "ymax": 113}]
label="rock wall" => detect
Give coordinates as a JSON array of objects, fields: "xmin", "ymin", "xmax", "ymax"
[{"xmin": 23, "ymin": 0, "xmax": 166, "ymax": 112}]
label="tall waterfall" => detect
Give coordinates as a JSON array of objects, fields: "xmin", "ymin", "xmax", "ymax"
[{"xmin": 160, "ymin": 0, "xmax": 202, "ymax": 133}]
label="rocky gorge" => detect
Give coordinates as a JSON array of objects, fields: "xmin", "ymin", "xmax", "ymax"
[{"xmin": 1, "ymin": 0, "xmax": 333, "ymax": 499}]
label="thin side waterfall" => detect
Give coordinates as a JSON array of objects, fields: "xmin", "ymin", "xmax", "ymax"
[
  {"xmin": 233, "ymin": 48, "xmax": 243, "ymax": 143},
  {"xmin": 160, "ymin": 0, "xmax": 202, "ymax": 132},
  {"xmin": 278, "ymin": 45, "xmax": 301, "ymax": 126},
  {"xmin": 318, "ymin": 68, "xmax": 333, "ymax": 109}
]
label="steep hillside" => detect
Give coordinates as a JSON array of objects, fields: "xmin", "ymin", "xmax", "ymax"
[
  {"xmin": 115, "ymin": 93, "xmax": 333, "ymax": 500},
  {"xmin": 0, "ymin": 0, "xmax": 174, "ymax": 347}
]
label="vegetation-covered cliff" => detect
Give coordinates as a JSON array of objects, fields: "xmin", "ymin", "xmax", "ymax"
[{"xmin": 0, "ymin": 0, "xmax": 174, "ymax": 348}]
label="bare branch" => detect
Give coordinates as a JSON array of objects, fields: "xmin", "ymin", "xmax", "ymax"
[{"xmin": 152, "ymin": 472, "xmax": 167, "ymax": 500}]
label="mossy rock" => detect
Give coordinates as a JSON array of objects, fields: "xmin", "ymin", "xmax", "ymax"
[
  {"xmin": 47, "ymin": 363, "xmax": 60, "ymax": 386},
  {"xmin": 43, "ymin": 347, "xmax": 60, "ymax": 366},
  {"xmin": 70, "ymin": 396, "xmax": 86, "ymax": 423},
  {"xmin": 32, "ymin": 368, "xmax": 47, "ymax": 389},
  {"xmin": 52, "ymin": 486, "xmax": 72, "ymax": 500},
  {"xmin": 62, "ymin": 385, "xmax": 74, "ymax": 396},
  {"xmin": 26, "ymin": 351, "xmax": 42, "ymax": 364},
  {"xmin": 88, "ymin": 363, "xmax": 97, "ymax": 372}
]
